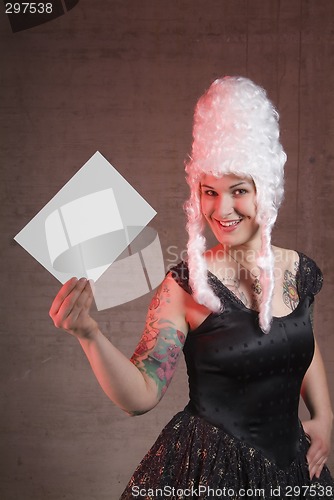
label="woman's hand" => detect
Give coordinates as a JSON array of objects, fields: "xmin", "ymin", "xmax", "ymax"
[
  {"xmin": 301, "ymin": 336, "xmax": 333, "ymax": 480},
  {"xmin": 302, "ymin": 417, "xmax": 333, "ymax": 479},
  {"xmin": 49, "ymin": 277, "xmax": 98, "ymax": 339}
]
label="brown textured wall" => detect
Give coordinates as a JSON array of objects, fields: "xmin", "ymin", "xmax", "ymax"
[{"xmin": 1, "ymin": 1, "xmax": 334, "ymax": 498}]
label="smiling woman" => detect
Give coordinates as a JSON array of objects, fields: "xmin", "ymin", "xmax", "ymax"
[
  {"xmin": 49, "ymin": 77, "xmax": 334, "ymax": 499},
  {"xmin": 200, "ymin": 174, "xmax": 260, "ymax": 247}
]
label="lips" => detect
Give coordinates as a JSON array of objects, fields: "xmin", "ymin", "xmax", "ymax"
[
  {"xmin": 219, "ymin": 219, "xmax": 241, "ymax": 227},
  {"xmin": 215, "ymin": 218, "xmax": 243, "ymax": 232}
]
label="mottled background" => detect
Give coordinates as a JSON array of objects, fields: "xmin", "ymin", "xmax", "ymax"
[{"xmin": 1, "ymin": 1, "xmax": 334, "ymax": 498}]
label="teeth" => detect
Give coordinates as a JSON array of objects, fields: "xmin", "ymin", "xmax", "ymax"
[{"xmin": 219, "ymin": 220, "xmax": 241, "ymax": 227}]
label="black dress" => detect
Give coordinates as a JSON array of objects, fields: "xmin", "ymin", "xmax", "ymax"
[{"xmin": 120, "ymin": 253, "xmax": 334, "ymax": 499}]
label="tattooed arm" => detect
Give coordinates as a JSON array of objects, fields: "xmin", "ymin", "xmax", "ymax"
[
  {"xmin": 130, "ymin": 281, "xmax": 187, "ymax": 410},
  {"xmin": 50, "ymin": 274, "xmax": 188, "ymax": 415}
]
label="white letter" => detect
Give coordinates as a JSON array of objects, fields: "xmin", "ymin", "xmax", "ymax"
[{"xmin": 131, "ymin": 486, "xmax": 139, "ymax": 497}]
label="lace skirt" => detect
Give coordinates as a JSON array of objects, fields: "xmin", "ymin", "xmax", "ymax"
[{"xmin": 120, "ymin": 409, "xmax": 334, "ymax": 499}]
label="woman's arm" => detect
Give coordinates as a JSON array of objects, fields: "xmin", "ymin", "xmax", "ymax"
[
  {"xmin": 49, "ymin": 274, "xmax": 188, "ymax": 415},
  {"xmin": 301, "ymin": 322, "xmax": 333, "ymax": 479}
]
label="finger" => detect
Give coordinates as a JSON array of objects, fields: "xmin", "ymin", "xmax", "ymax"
[
  {"xmin": 76, "ymin": 281, "xmax": 95, "ymax": 314},
  {"xmin": 53, "ymin": 278, "xmax": 88, "ymax": 323},
  {"xmin": 84, "ymin": 285, "xmax": 95, "ymax": 310},
  {"xmin": 308, "ymin": 438, "xmax": 328, "ymax": 459},
  {"xmin": 68, "ymin": 284, "xmax": 92, "ymax": 323},
  {"xmin": 311, "ymin": 462, "xmax": 325, "ymax": 480},
  {"xmin": 308, "ymin": 447, "xmax": 327, "ymax": 479},
  {"xmin": 306, "ymin": 443, "xmax": 319, "ymax": 475},
  {"xmin": 315, "ymin": 461, "xmax": 326, "ymax": 479},
  {"xmin": 307, "ymin": 448, "xmax": 322, "ymax": 469},
  {"xmin": 49, "ymin": 277, "xmax": 79, "ymax": 317}
]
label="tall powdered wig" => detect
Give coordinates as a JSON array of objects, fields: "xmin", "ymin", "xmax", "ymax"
[{"xmin": 184, "ymin": 76, "xmax": 287, "ymax": 333}]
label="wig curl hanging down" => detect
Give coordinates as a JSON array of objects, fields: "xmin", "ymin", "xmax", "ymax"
[{"xmin": 184, "ymin": 76, "xmax": 287, "ymax": 333}]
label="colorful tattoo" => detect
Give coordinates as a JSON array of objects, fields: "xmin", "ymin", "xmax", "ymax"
[
  {"xmin": 282, "ymin": 261, "xmax": 299, "ymax": 311},
  {"xmin": 130, "ymin": 285, "xmax": 185, "ymax": 401}
]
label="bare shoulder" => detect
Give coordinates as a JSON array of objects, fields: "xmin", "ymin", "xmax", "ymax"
[
  {"xmin": 150, "ymin": 272, "xmax": 190, "ymax": 334},
  {"xmin": 164, "ymin": 269, "xmax": 212, "ymax": 333}
]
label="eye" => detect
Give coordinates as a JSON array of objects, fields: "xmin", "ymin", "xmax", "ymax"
[
  {"xmin": 233, "ymin": 188, "xmax": 248, "ymax": 196},
  {"xmin": 202, "ymin": 189, "xmax": 218, "ymax": 197}
]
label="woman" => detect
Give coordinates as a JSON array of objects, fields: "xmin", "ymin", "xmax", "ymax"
[{"xmin": 50, "ymin": 77, "xmax": 334, "ymax": 499}]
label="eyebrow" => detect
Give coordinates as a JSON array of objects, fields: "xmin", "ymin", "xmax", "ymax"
[
  {"xmin": 200, "ymin": 181, "xmax": 250, "ymax": 190},
  {"xmin": 230, "ymin": 181, "xmax": 250, "ymax": 189}
]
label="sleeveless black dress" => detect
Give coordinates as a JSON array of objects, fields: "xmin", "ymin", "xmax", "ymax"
[{"xmin": 120, "ymin": 253, "xmax": 334, "ymax": 499}]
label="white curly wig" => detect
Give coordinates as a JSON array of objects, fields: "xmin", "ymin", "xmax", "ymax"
[{"xmin": 184, "ymin": 76, "xmax": 286, "ymax": 333}]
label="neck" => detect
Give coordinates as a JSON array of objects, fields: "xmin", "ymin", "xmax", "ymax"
[{"xmin": 221, "ymin": 243, "xmax": 262, "ymax": 264}]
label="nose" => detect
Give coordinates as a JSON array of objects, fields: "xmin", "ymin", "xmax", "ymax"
[{"xmin": 215, "ymin": 194, "xmax": 234, "ymax": 218}]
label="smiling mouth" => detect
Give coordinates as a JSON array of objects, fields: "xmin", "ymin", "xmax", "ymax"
[{"xmin": 218, "ymin": 219, "xmax": 243, "ymax": 227}]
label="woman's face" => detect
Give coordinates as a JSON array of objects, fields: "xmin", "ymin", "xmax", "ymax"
[{"xmin": 200, "ymin": 173, "xmax": 261, "ymax": 249}]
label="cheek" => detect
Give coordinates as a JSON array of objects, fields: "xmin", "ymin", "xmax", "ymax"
[
  {"xmin": 239, "ymin": 197, "xmax": 257, "ymax": 216},
  {"xmin": 251, "ymin": 199, "xmax": 258, "ymax": 216},
  {"xmin": 200, "ymin": 196, "xmax": 207, "ymax": 216},
  {"xmin": 250, "ymin": 193, "xmax": 258, "ymax": 213},
  {"xmin": 200, "ymin": 198, "xmax": 214, "ymax": 221}
]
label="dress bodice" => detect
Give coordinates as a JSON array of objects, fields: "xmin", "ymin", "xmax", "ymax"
[{"xmin": 171, "ymin": 252, "xmax": 323, "ymax": 469}]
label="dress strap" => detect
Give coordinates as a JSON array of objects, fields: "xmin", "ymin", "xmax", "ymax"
[
  {"xmin": 168, "ymin": 261, "xmax": 192, "ymax": 295},
  {"xmin": 297, "ymin": 252, "xmax": 323, "ymax": 300}
]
